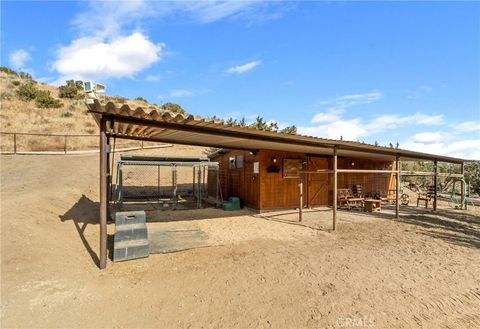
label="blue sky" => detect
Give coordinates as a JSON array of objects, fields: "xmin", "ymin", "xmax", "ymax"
[{"xmin": 2, "ymin": 1, "xmax": 479, "ymax": 159}]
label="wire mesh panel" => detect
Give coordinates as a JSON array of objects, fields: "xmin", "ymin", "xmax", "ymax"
[
  {"xmin": 120, "ymin": 164, "xmax": 169, "ymax": 199},
  {"xmin": 114, "ymin": 159, "xmax": 219, "ymax": 208}
]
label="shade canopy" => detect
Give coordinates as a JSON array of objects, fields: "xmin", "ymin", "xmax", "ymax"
[{"xmin": 87, "ymin": 100, "xmax": 463, "ymax": 164}]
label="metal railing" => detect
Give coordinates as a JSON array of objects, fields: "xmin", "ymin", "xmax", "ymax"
[{"xmin": 0, "ymin": 131, "xmax": 170, "ymax": 154}]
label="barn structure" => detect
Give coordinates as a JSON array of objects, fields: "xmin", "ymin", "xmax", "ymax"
[
  {"xmin": 208, "ymin": 149, "xmax": 396, "ymax": 211},
  {"xmin": 86, "ymin": 100, "xmax": 466, "ymax": 269}
]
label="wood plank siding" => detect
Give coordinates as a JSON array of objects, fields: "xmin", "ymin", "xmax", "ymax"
[{"xmin": 210, "ymin": 149, "xmax": 395, "ymax": 211}]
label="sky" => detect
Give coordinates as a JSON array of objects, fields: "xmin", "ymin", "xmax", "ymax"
[{"xmin": 1, "ymin": 0, "xmax": 479, "ymax": 159}]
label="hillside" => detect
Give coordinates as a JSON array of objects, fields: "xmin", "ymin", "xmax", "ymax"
[{"xmin": 0, "ymin": 69, "xmax": 172, "ymax": 136}]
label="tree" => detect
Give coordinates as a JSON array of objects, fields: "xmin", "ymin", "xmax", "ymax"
[
  {"xmin": 374, "ymin": 141, "xmax": 379, "ymax": 147},
  {"xmin": 16, "ymin": 81, "xmax": 38, "ymax": 101},
  {"xmin": 162, "ymin": 102, "xmax": 186, "ymax": 114},
  {"xmin": 225, "ymin": 117, "xmax": 237, "ymax": 126},
  {"xmin": 238, "ymin": 117, "xmax": 247, "ymax": 127},
  {"xmin": 464, "ymin": 161, "xmax": 480, "ymax": 195},
  {"xmin": 280, "ymin": 125, "xmax": 297, "ymax": 134}
]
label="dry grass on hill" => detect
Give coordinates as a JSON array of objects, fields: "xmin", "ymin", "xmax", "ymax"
[{"xmin": 0, "ymin": 72, "xmax": 167, "ymax": 152}]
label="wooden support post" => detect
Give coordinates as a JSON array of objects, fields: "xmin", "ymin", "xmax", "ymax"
[
  {"xmin": 396, "ymin": 156, "xmax": 400, "ymax": 219},
  {"xmin": 333, "ymin": 147, "xmax": 337, "ymax": 231},
  {"xmin": 64, "ymin": 135, "xmax": 67, "ymax": 154},
  {"xmin": 299, "ymin": 174, "xmax": 303, "ymax": 222},
  {"xmin": 461, "ymin": 162, "xmax": 466, "ymax": 210},
  {"xmin": 433, "ymin": 160, "xmax": 438, "ymax": 211},
  {"xmin": 99, "ymin": 117, "xmax": 108, "ymax": 269},
  {"xmin": 13, "ymin": 133, "xmax": 17, "ymax": 154},
  {"xmin": 106, "ymin": 136, "xmax": 111, "ymax": 220},
  {"xmin": 172, "ymin": 165, "xmax": 178, "ymax": 201}
]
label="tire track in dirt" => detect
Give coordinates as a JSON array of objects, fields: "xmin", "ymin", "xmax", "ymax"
[{"xmin": 415, "ymin": 288, "xmax": 480, "ymax": 328}]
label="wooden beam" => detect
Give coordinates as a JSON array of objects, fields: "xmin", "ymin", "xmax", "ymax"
[
  {"xmin": 337, "ymin": 169, "xmax": 396, "ymax": 174},
  {"xmin": 461, "ymin": 162, "xmax": 466, "ymax": 210},
  {"xmin": 433, "ymin": 160, "xmax": 438, "ymax": 211},
  {"xmin": 333, "ymin": 147, "xmax": 338, "ymax": 231},
  {"xmin": 396, "ymin": 156, "xmax": 400, "ymax": 219},
  {"xmin": 99, "ymin": 117, "xmax": 108, "ymax": 269},
  {"xmin": 299, "ymin": 174, "xmax": 303, "ymax": 222}
]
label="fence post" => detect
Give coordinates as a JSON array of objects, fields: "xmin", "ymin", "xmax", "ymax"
[
  {"xmin": 64, "ymin": 135, "xmax": 67, "ymax": 154},
  {"xmin": 13, "ymin": 133, "xmax": 17, "ymax": 154}
]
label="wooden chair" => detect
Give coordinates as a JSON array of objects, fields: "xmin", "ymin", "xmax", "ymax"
[
  {"xmin": 416, "ymin": 185, "xmax": 436, "ymax": 208},
  {"xmin": 352, "ymin": 184, "xmax": 363, "ymax": 198},
  {"xmin": 337, "ymin": 188, "xmax": 364, "ymax": 210}
]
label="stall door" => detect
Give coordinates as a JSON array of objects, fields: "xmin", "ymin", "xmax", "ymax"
[{"xmin": 307, "ymin": 157, "xmax": 329, "ymax": 207}]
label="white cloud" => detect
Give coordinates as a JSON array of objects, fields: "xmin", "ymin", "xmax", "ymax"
[
  {"xmin": 9, "ymin": 49, "xmax": 31, "ymax": 70},
  {"xmin": 299, "ymin": 112, "xmax": 445, "ymax": 142},
  {"xmin": 311, "ymin": 108, "xmax": 344, "ymax": 123},
  {"xmin": 226, "ymin": 61, "xmax": 261, "ymax": 74},
  {"xmin": 368, "ymin": 113, "xmax": 444, "ymax": 130},
  {"xmin": 402, "ymin": 139, "xmax": 480, "ymax": 160},
  {"xmin": 52, "ymin": 33, "xmax": 163, "ymax": 81},
  {"xmin": 412, "ymin": 132, "xmax": 444, "ymax": 143},
  {"xmin": 160, "ymin": 88, "xmax": 210, "ymax": 99},
  {"xmin": 453, "ymin": 120, "xmax": 480, "ymax": 133},
  {"xmin": 72, "ymin": 0, "xmax": 154, "ymax": 39},
  {"xmin": 318, "ymin": 90, "xmax": 382, "ymax": 108},
  {"xmin": 299, "ymin": 119, "xmax": 366, "ymax": 141}
]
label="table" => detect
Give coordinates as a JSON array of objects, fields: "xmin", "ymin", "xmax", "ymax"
[{"xmin": 364, "ymin": 199, "xmax": 381, "ymax": 212}]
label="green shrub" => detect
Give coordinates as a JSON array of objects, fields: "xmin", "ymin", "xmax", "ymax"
[
  {"xmin": 135, "ymin": 97, "xmax": 148, "ymax": 103},
  {"xmin": 162, "ymin": 102, "xmax": 186, "ymax": 114},
  {"xmin": 16, "ymin": 81, "xmax": 38, "ymax": 101},
  {"xmin": 59, "ymin": 80, "xmax": 83, "ymax": 99},
  {"xmin": 35, "ymin": 90, "xmax": 63, "ymax": 108},
  {"xmin": 62, "ymin": 112, "xmax": 73, "ymax": 118},
  {"xmin": 11, "ymin": 80, "xmax": 21, "ymax": 86},
  {"xmin": 0, "ymin": 66, "xmax": 18, "ymax": 76},
  {"xmin": 18, "ymin": 72, "xmax": 33, "ymax": 80}
]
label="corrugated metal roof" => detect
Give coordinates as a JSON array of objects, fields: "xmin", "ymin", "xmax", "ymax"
[{"xmin": 87, "ymin": 100, "xmax": 464, "ymax": 164}]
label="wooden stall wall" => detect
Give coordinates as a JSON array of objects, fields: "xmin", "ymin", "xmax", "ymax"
[
  {"xmin": 211, "ymin": 150, "xmax": 396, "ymax": 211},
  {"xmin": 210, "ymin": 150, "xmax": 260, "ymax": 209},
  {"xmin": 331, "ymin": 157, "xmax": 395, "ymax": 203},
  {"xmin": 258, "ymin": 150, "xmax": 305, "ymax": 210}
]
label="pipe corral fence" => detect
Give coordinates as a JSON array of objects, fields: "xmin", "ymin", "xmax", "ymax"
[
  {"xmin": 113, "ymin": 155, "xmax": 222, "ymax": 209},
  {"xmin": 0, "ymin": 131, "xmax": 169, "ymax": 154}
]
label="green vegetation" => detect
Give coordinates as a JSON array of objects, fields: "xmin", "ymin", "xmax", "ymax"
[
  {"xmin": 162, "ymin": 102, "xmax": 186, "ymax": 114},
  {"xmin": 58, "ymin": 80, "xmax": 83, "ymax": 99},
  {"xmin": 62, "ymin": 112, "xmax": 73, "ymax": 118},
  {"xmin": 35, "ymin": 90, "xmax": 63, "ymax": 108},
  {"xmin": 222, "ymin": 115, "xmax": 297, "ymax": 134},
  {"xmin": 16, "ymin": 81, "xmax": 38, "ymax": 101},
  {"xmin": 11, "ymin": 81, "xmax": 21, "ymax": 86},
  {"xmin": 0, "ymin": 66, "xmax": 18, "ymax": 76},
  {"xmin": 135, "ymin": 97, "xmax": 148, "ymax": 103},
  {"xmin": 465, "ymin": 161, "xmax": 480, "ymax": 195}
]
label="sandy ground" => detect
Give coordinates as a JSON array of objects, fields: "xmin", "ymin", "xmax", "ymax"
[{"xmin": 1, "ymin": 149, "xmax": 480, "ymax": 328}]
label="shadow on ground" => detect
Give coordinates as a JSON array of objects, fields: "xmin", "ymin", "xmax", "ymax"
[
  {"xmin": 59, "ymin": 194, "xmax": 100, "ymax": 266},
  {"xmin": 338, "ymin": 204, "xmax": 480, "ymax": 249}
]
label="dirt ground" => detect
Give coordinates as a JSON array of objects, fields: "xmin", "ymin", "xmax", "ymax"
[{"xmin": 1, "ymin": 148, "xmax": 480, "ymax": 328}]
